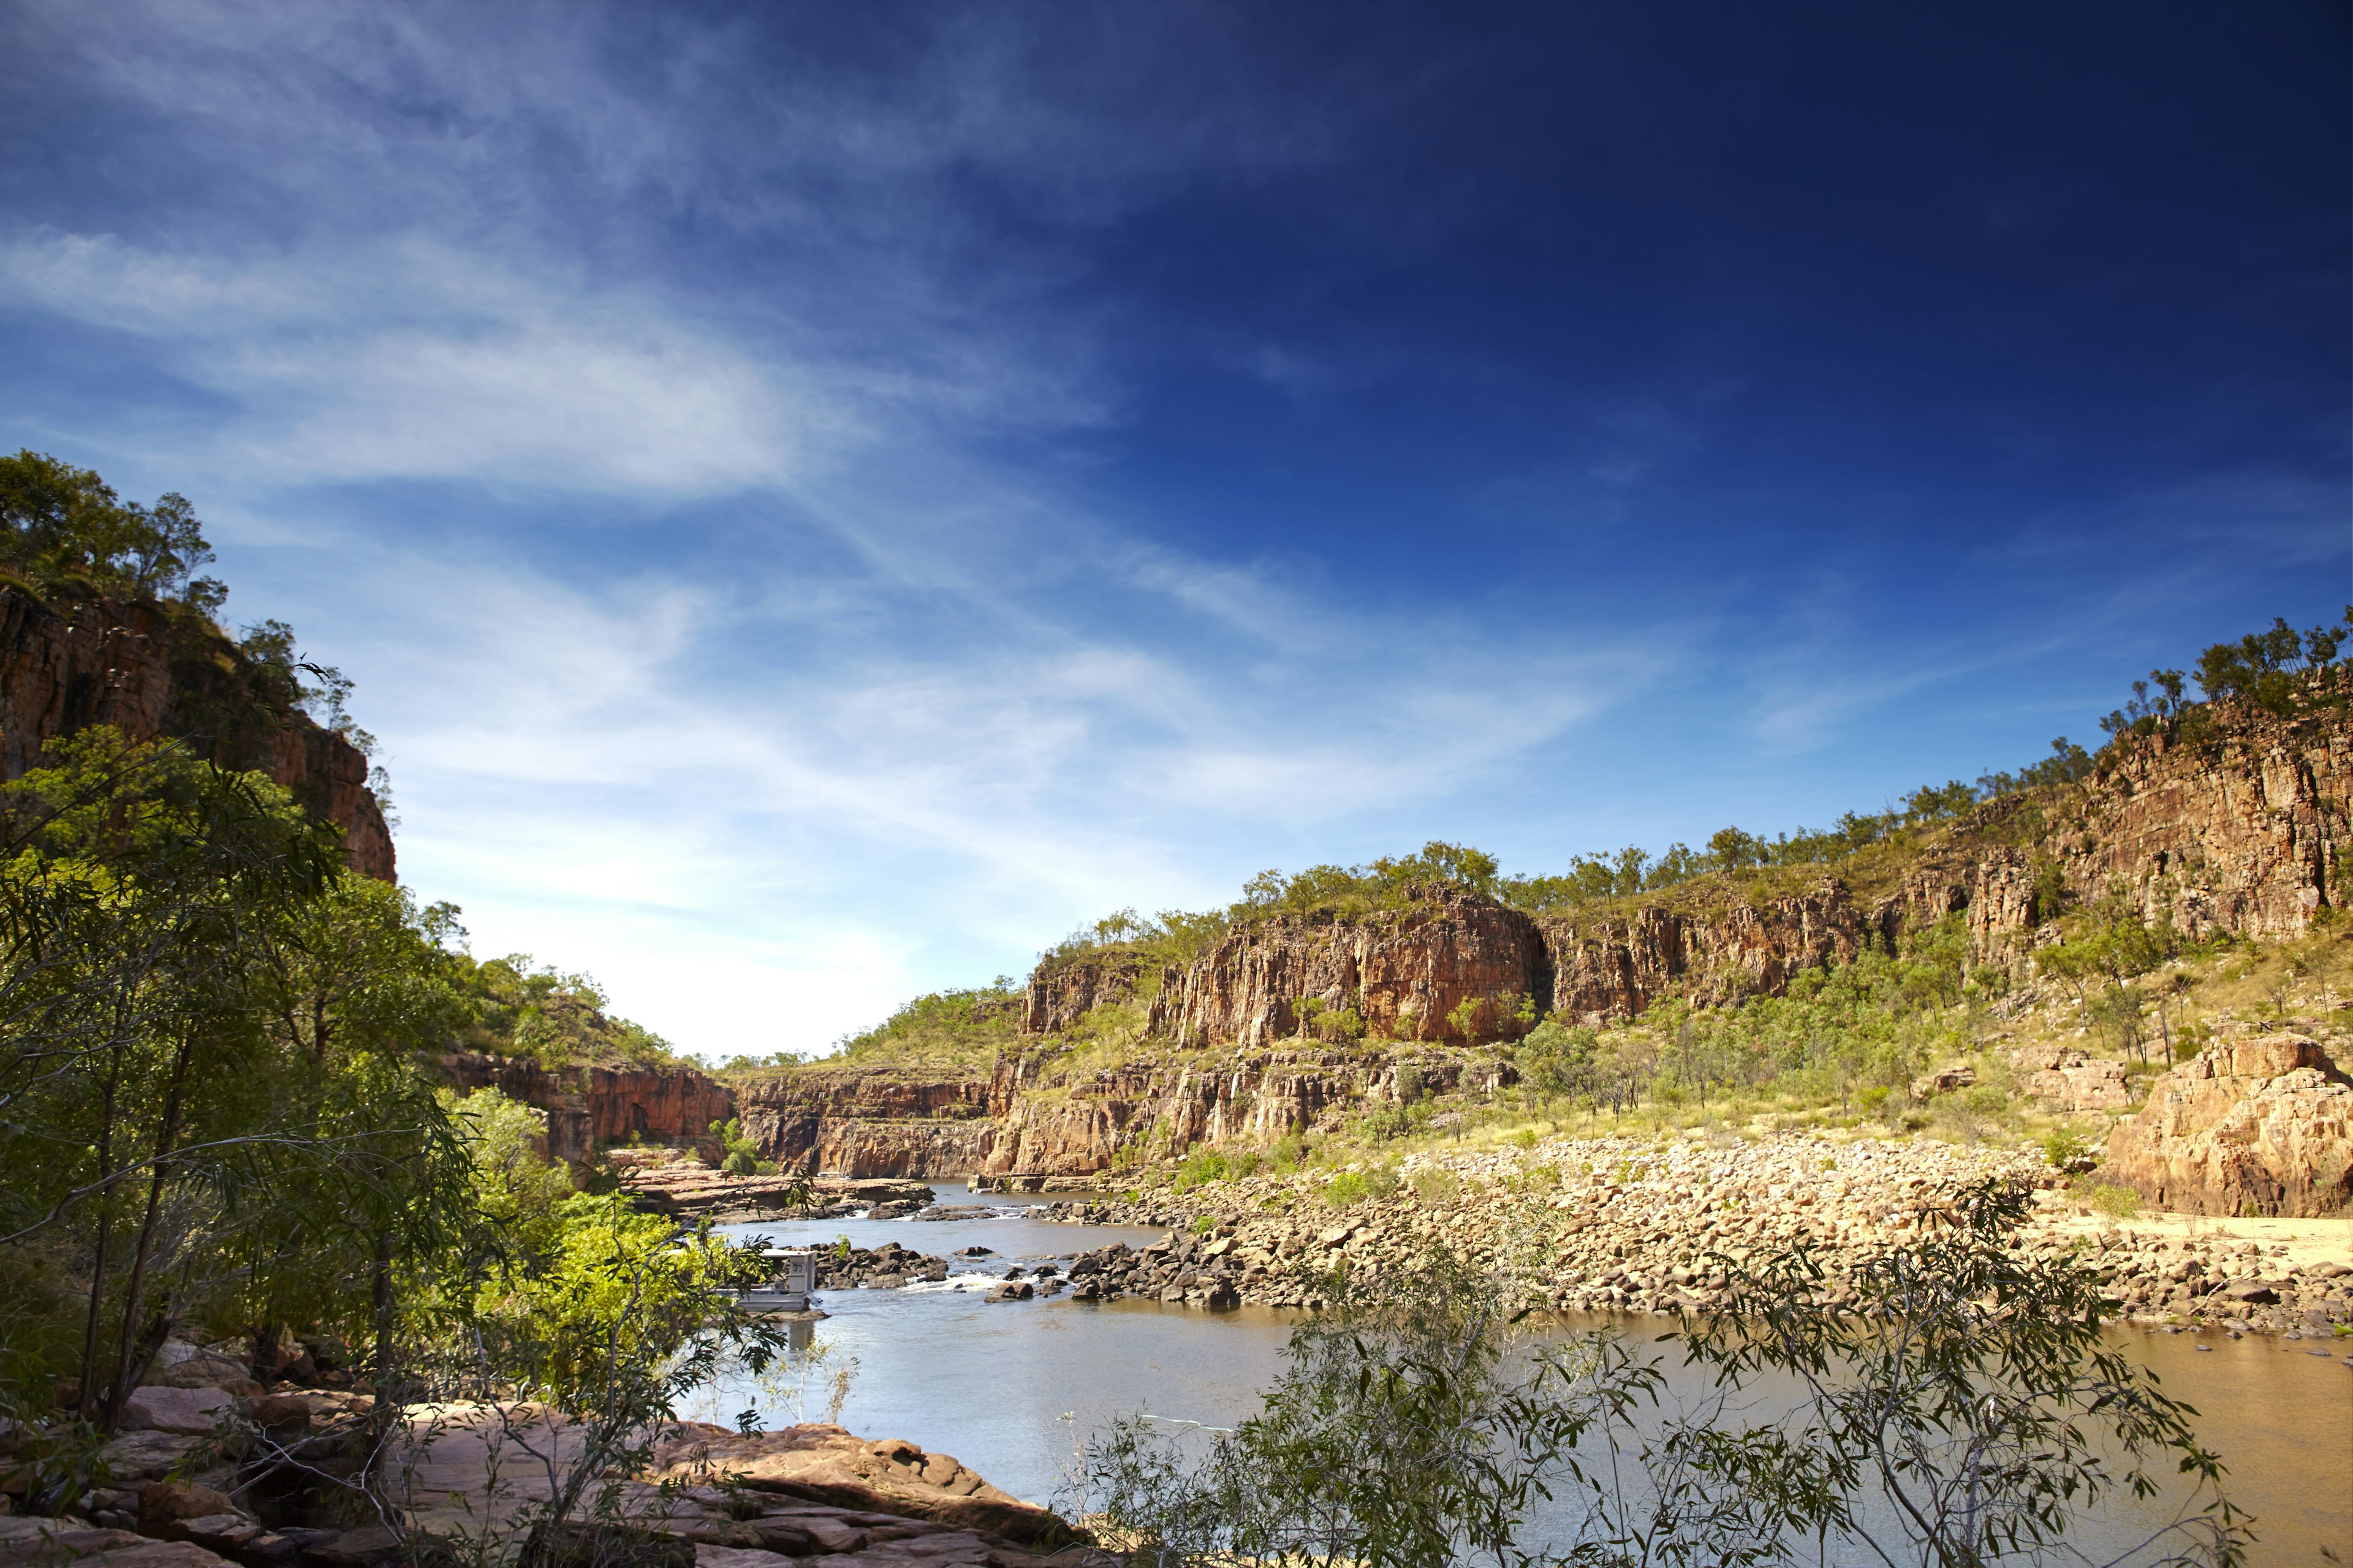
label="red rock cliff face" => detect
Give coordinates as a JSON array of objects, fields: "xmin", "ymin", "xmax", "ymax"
[
  {"xmin": 733, "ymin": 1048, "xmax": 1491, "ymax": 1178},
  {"xmin": 1134, "ymin": 896, "xmax": 1550, "ymax": 1049},
  {"xmin": 439, "ymin": 1051, "xmax": 735, "ymax": 1167},
  {"xmin": 2051, "ymin": 713, "xmax": 2351, "ymax": 942},
  {"xmin": 747, "ymin": 705, "xmax": 2353, "ymax": 1178},
  {"xmin": 1539, "ymin": 881, "xmax": 1870, "ymax": 1025},
  {"xmin": 0, "ymin": 587, "xmax": 395, "ymax": 879},
  {"xmin": 733, "ymin": 1072, "xmax": 998, "ymax": 1177}
]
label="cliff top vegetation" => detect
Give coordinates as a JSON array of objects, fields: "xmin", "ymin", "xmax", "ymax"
[
  {"xmin": 1, "ymin": 449, "xmax": 398, "ymax": 824},
  {"xmin": 1032, "ymin": 608, "xmax": 2353, "ymax": 975},
  {"xmin": 448, "ymin": 950, "xmax": 689, "ymax": 1069},
  {"xmin": 3, "ymin": 454, "xmax": 676, "ymax": 1073},
  {"xmin": 722, "ymin": 979, "xmax": 1026, "ymax": 1079}
]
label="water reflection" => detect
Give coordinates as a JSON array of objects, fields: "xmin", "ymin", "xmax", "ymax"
[{"xmin": 694, "ymin": 1186, "xmax": 2349, "ymax": 1560}]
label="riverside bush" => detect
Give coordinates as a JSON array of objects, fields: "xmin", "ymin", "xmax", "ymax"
[{"xmin": 1068, "ymin": 1183, "xmax": 2246, "ymax": 1568}]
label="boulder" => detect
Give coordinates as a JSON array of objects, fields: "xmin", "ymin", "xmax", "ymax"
[
  {"xmin": 248, "ymin": 1397, "xmax": 311, "ymax": 1433},
  {"xmin": 136, "ymin": 1482, "xmax": 235, "ymax": 1537},
  {"xmin": 119, "ymin": 1386, "xmax": 231, "ymax": 1436},
  {"xmin": 146, "ymin": 1344, "xmax": 261, "ymax": 1398},
  {"xmin": 644, "ymin": 1423, "xmax": 1079, "ymax": 1545},
  {"xmin": 2012, "ymin": 1047, "xmax": 2131, "ymax": 1113},
  {"xmin": 1912, "ymin": 1066, "xmax": 1977, "ymax": 1097},
  {"xmin": 99, "ymin": 1433, "xmax": 206, "ymax": 1483},
  {"xmin": 162, "ymin": 1515, "xmax": 299, "ymax": 1566},
  {"xmin": 983, "ymin": 1281, "xmax": 1033, "ymax": 1303},
  {"xmin": 2104, "ymin": 1035, "xmax": 2353, "ymax": 1216},
  {"xmin": 297, "ymin": 1525, "xmax": 402, "ymax": 1568},
  {"xmin": 0, "ymin": 1518, "xmax": 235, "ymax": 1568}
]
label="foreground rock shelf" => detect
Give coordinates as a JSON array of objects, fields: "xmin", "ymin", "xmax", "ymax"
[{"xmin": 2, "ymin": 1404, "xmax": 1082, "ymax": 1568}]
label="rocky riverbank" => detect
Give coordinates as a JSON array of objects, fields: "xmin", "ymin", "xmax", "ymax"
[
  {"xmin": 616, "ymin": 1159, "xmax": 936, "ymax": 1224},
  {"xmin": 1017, "ymin": 1129, "xmax": 2353, "ymax": 1339},
  {"xmin": 0, "ymin": 1357, "xmax": 1079, "ymax": 1568}
]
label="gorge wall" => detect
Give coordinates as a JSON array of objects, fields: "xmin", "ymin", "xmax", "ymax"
[
  {"xmin": 732, "ymin": 1048, "xmax": 1502, "ymax": 1180},
  {"xmin": 0, "ymin": 586, "xmax": 395, "ymax": 879},
  {"xmin": 440, "ymin": 1051, "xmax": 735, "ymax": 1167},
  {"xmin": 731, "ymin": 703, "xmax": 2353, "ymax": 1187}
]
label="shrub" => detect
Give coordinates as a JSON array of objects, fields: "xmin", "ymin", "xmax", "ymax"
[
  {"xmin": 1175, "ymin": 1148, "xmax": 1232, "ymax": 1191},
  {"xmin": 1324, "ymin": 1171, "xmax": 1374, "ymax": 1208},
  {"xmin": 1410, "ymin": 1168, "xmax": 1461, "ymax": 1208},
  {"xmin": 1314, "ymin": 1007, "xmax": 1365, "ymax": 1043},
  {"xmin": 2042, "ymin": 1125, "xmax": 2094, "ymax": 1170},
  {"xmin": 2086, "ymin": 1181, "xmax": 2143, "ymax": 1221}
]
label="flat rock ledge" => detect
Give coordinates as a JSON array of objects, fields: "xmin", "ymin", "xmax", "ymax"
[{"xmin": 1, "ymin": 1408, "xmax": 1080, "ymax": 1568}]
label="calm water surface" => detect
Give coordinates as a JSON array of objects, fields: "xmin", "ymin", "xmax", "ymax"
[{"xmin": 707, "ymin": 1186, "xmax": 2351, "ymax": 1564}]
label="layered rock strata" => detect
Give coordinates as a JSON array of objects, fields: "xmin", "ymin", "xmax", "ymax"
[
  {"xmin": 1143, "ymin": 896, "xmax": 1549, "ymax": 1048},
  {"xmin": 735, "ymin": 1050, "xmax": 1499, "ymax": 1180},
  {"xmin": 438, "ymin": 1052, "xmax": 733, "ymax": 1167},
  {"xmin": 2104, "ymin": 1034, "xmax": 2353, "ymax": 1216},
  {"xmin": 0, "ymin": 587, "xmax": 394, "ymax": 880}
]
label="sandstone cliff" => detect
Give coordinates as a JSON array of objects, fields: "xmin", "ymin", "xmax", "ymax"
[
  {"xmin": 0, "ymin": 586, "xmax": 394, "ymax": 879},
  {"xmin": 735, "ymin": 1047, "xmax": 1500, "ymax": 1179},
  {"xmin": 1031, "ymin": 705, "xmax": 2353, "ymax": 1042},
  {"xmin": 2056, "ymin": 714, "xmax": 2351, "ymax": 941},
  {"xmin": 738, "ymin": 702, "xmax": 2353, "ymax": 1186},
  {"xmin": 2103, "ymin": 1034, "xmax": 2353, "ymax": 1216},
  {"xmin": 438, "ymin": 1051, "xmax": 733, "ymax": 1167},
  {"xmin": 1145, "ymin": 895, "xmax": 1548, "ymax": 1048}
]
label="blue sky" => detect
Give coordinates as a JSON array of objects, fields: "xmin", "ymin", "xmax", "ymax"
[{"xmin": 2, "ymin": 1, "xmax": 2346, "ymax": 1058}]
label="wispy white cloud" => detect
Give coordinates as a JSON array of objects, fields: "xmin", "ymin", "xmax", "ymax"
[{"xmin": 0, "ymin": 0, "xmax": 1797, "ymax": 1056}]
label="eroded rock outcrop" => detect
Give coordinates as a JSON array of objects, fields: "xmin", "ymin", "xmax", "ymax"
[
  {"xmin": 2104, "ymin": 1034, "xmax": 2353, "ymax": 1216},
  {"xmin": 1540, "ymin": 881, "xmax": 1867, "ymax": 1023},
  {"xmin": 0, "ymin": 587, "xmax": 394, "ymax": 879},
  {"xmin": 735, "ymin": 1048, "xmax": 1495, "ymax": 1179},
  {"xmin": 645, "ymin": 1423, "xmax": 1072, "ymax": 1543},
  {"xmin": 2010, "ymin": 1045, "xmax": 2132, "ymax": 1113},
  {"xmin": 1142, "ymin": 896, "xmax": 1549, "ymax": 1048},
  {"xmin": 2066, "ymin": 717, "xmax": 2353, "ymax": 942},
  {"xmin": 438, "ymin": 1051, "xmax": 733, "ymax": 1167}
]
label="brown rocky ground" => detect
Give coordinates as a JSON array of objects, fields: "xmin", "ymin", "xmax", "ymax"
[
  {"xmin": 1, "ymin": 1390, "xmax": 1082, "ymax": 1568},
  {"xmin": 1032, "ymin": 1124, "xmax": 2353, "ymax": 1341}
]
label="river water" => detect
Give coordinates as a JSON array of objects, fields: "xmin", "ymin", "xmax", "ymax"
[{"xmin": 707, "ymin": 1186, "xmax": 2350, "ymax": 1564}]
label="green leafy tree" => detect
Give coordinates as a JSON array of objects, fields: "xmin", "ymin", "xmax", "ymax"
[
  {"xmin": 1070, "ymin": 1184, "xmax": 2245, "ymax": 1568},
  {"xmin": 0, "ymin": 450, "xmax": 225, "ymax": 610}
]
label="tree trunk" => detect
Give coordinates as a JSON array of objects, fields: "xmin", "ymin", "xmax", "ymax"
[
  {"xmin": 102, "ymin": 1036, "xmax": 192, "ymax": 1433},
  {"xmin": 75, "ymin": 1049, "xmax": 123, "ymax": 1422}
]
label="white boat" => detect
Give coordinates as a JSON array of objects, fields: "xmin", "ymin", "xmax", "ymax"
[{"xmin": 729, "ymin": 1246, "xmax": 819, "ymax": 1312}]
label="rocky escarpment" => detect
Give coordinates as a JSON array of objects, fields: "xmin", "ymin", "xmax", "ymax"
[
  {"xmin": 737, "ymin": 702, "xmax": 2353, "ymax": 1187},
  {"xmin": 2063, "ymin": 716, "xmax": 2352, "ymax": 941},
  {"xmin": 735, "ymin": 1049, "xmax": 1506, "ymax": 1179},
  {"xmin": 2104, "ymin": 1034, "xmax": 2353, "ymax": 1216},
  {"xmin": 1148, "ymin": 896, "xmax": 1549, "ymax": 1047},
  {"xmin": 438, "ymin": 1051, "xmax": 733, "ymax": 1167},
  {"xmin": 0, "ymin": 586, "xmax": 395, "ymax": 879},
  {"xmin": 734, "ymin": 1070, "xmax": 997, "ymax": 1176},
  {"xmin": 1015, "ymin": 706, "xmax": 2353, "ymax": 1043}
]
